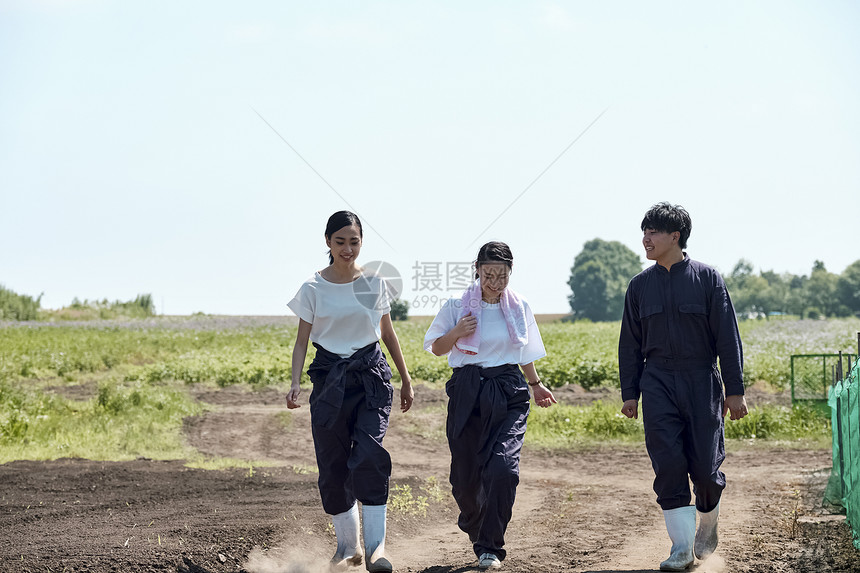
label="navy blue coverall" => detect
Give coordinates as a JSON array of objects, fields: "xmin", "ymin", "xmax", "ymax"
[
  {"xmin": 446, "ymin": 363, "xmax": 530, "ymax": 561},
  {"xmin": 619, "ymin": 255, "xmax": 744, "ymax": 513},
  {"xmin": 307, "ymin": 341, "xmax": 394, "ymax": 515}
]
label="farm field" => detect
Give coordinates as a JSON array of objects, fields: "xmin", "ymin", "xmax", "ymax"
[{"xmin": 1, "ymin": 316, "xmax": 859, "ymax": 572}]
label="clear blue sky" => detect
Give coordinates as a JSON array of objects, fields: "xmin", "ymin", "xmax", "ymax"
[{"xmin": 2, "ymin": 1, "xmax": 858, "ymax": 316}]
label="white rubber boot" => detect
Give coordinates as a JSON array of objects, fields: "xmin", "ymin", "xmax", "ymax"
[
  {"xmin": 660, "ymin": 505, "xmax": 696, "ymax": 571},
  {"xmin": 362, "ymin": 504, "xmax": 392, "ymax": 572},
  {"xmin": 330, "ymin": 503, "xmax": 362, "ymax": 570},
  {"xmin": 695, "ymin": 501, "xmax": 720, "ymax": 559}
]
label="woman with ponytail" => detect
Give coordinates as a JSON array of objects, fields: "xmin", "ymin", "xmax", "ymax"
[{"xmin": 288, "ymin": 211, "xmax": 413, "ymax": 572}]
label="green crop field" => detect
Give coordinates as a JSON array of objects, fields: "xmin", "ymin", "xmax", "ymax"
[
  {"xmin": 1, "ymin": 316, "xmax": 856, "ymax": 463},
  {"xmin": 2, "ymin": 316, "xmax": 858, "ymax": 390}
]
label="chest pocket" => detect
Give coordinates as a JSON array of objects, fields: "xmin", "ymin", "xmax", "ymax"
[
  {"xmin": 679, "ymin": 304, "xmax": 707, "ymax": 315},
  {"xmin": 638, "ymin": 304, "xmax": 663, "ymax": 319}
]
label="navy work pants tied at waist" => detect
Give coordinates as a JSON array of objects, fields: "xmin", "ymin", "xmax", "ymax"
[
  {"xmin": 307, "ymin": 341, "xmax": 392, "ymax": 429},
  {"xmin": 446, "ymin": 364, "xmax": 528, "ymax": 476},
  {"xmin": 446, "ymin": 363, "xmax": 530, "ymax": 560}
]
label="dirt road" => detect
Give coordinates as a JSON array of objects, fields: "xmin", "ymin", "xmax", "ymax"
[{"xmin": 1, "ymin": 384, "xmax": 857, "ymax": 572}]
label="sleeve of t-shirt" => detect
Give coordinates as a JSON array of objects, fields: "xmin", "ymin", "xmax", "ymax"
[
  {"xmin": 519, "ymin": 300, "xmax": 547, "ymax": 364},
  {"xmin": 287, "ymin": 282, "xmax": 315, "ymax": 324},
  {"xmin": 423, "ymin": 298, "xmax": 459, "ymax": 354}
]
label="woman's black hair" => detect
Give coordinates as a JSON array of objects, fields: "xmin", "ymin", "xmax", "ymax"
[
  {"xmin": 325, "ymin": 211, "xmax": 363, "ymax": 264},
  {"xmin": 474, "ymin": 241, "xmax": 513, "ymax": 279},
  {"xmin": 640, "ymin": 202, "xmax": 692, "ymax": 249}
]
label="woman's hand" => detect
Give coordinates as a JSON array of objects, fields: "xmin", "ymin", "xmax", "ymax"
[
  {"xmin": 452, "ymin": 312, "xmax": 477, "ymax": 338},
  {"xmin": 400, "ymin": 378, "xmax": 414, "ymax": 413},
  {"xmin": 531, "ymin": 383, "xmax": 557, "ymax": 408},
  {"xmin": 286, "ymin": 383, "xmax": 302, "ymax": 409},
  {"xmin": 289, "ymin": 319, "xmax": 311, "ymax": 410}
]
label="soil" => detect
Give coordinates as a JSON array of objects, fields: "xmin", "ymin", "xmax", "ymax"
[{"xmin": 1, "ymin": 383, "xmax": 858, "ymax": 573}]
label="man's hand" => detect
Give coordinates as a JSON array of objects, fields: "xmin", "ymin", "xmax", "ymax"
[
  {"xmin": 621, "ymin": 399, "xmax": 639, "ymax": 419},
  {"xmin": 724, "ymin": 394, "xmax": 748, "ymax": 420}
]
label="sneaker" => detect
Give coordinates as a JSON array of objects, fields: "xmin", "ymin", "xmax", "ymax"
[{"xmin": 478, "ymin": 553, "xmax": 501, "ymax": 570}]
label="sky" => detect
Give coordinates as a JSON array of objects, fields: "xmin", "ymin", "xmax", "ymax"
[{"xmin": 2, "ymin": 1, "xmax": 859, "ymax": 316}]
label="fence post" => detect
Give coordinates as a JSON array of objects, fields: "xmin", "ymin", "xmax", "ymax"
[
  {"xmin": 838, "ymin": 351, "xmax": 844, "ymax": 381},
  {"xmin": 838, "ymin": 382, "xmax": 847, "ymax": 496}
]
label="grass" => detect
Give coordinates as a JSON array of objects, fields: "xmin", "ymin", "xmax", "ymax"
[
  {"xmin": 0, "ymin": 378, "xmax": 203, "ymax": 464},
  {"xmin": 0, "ymin": 315, "xmax": 852, "ymax": 465},
  {"xmin": 524, "ymin": 399, "xmax": 832, "ymax": 450},
  {"xmin": 525, "ymin": 400, "xmax": 644, "ymax": 448},
  {"xmin": 724, "ymin": 402, "xmax": 832, "ymax": 442},
  {"xmin": 185, "ymin": 457, "xmax": 281, "ymax": 471},
  {"xmin": 388, "ymin": 484, "xmax": 430, "ymax": 516}
]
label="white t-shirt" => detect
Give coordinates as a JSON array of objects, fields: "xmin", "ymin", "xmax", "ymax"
[
  {"xmin": 288, "ymin": 272, "xmax": 392, "ymax": 358},
  {"xmin": 423, "ymin": 297, "xmax": 546, "ymax": 368}
]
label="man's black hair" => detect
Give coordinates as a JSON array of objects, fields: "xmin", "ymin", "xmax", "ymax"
[{"xmin": 641, "ymin": 202, "xmax": 692, "ymax": 249}]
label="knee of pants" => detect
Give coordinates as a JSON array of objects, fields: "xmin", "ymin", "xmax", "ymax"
[
  {"xmin": 649, "ymin": 443, "xmax": 688, "ymax": 478},
  {"xmin": 691, "ymin": 469, "xmax": 725, "ymax": 495},
  {"xmin": 484, "ymin": 453, "xmax": 519, "ymax": 482},
  {"xmin": 349, "ymin": 443, "xmax": 392, "ymax": 481},
  {"xmin": 688, "ymin": 462, "xmax": 722, "ymax": 485}
]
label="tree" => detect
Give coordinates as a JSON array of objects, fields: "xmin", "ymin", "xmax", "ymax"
[
  {"xmin": 757, "ymin": 270, "xmax": 790, "ymax": 317},
  {"xmin": 837, "ymin": 260, "xmax": 860, "ymax": 315},
  {"xmin": 0, "ymin": 284, "xmax": 42, "ymax": 321},
  {"xmin": 785, "ymin": 274, "xmax": 808, "ymax": 317},
  {"xmin": 726, "ymin": 259, "xmax": 776, "ymax": 318},
  {"xmin": 804, "ymin": 261, "xmax": 843, "ymax": 317},
  {"xmin": 725, "ymin": 259, "xmax": 756, "ymax": 316},
  {"xmin": 568, "ymin": 239, "xmax": 642, "ymax": 321},
  {"xmin": 390, "ymin": 299, "xmax": 409, "ymax": 321}
]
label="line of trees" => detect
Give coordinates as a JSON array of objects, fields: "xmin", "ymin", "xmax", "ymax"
[
  {"xmin": 726, "ymin": 259, "xmax": 860, "ymax": 320},
  {"xmin": 568, "ymin": 239, "xmax": 860, "ymax": 321}
]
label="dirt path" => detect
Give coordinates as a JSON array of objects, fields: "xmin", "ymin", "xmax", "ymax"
[{"xmin": 1, "ymin": 384, "xmax": 858, "ymax": 572}]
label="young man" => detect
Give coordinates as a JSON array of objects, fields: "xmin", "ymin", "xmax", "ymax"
[{"xmin": 619, "ymin": 202, "xmax": 749, "ymax": 572}]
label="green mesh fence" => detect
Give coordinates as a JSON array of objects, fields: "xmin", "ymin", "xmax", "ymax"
[
  {"xmin": 825, "ymin": 358, "xmax": 860, "ymax": 550},
  {"xmin": 793, "ymin": 354, "xmax": 854, "ymax": 414}
]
